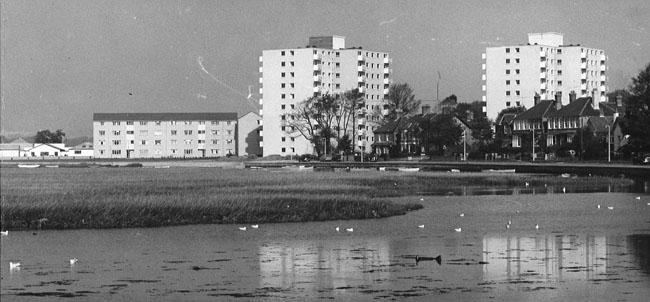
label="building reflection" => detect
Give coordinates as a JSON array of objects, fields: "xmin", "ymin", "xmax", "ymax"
[
  {"xmin": 258, "ymin": 238, "xmax": 390, "ymax": 291},
  {"xmin": 482, "ymin": 234, "xmax": 607, "ymax": 282}
]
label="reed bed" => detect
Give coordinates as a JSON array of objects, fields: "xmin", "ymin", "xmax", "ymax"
[{"xmin": 0, "ymin": 167, "xmax": 632, "ymax": 230}]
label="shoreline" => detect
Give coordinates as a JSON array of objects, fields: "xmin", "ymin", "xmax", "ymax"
[{"xmin": 0, "ymin": 168, "xmax": 636, "ymax": 231}]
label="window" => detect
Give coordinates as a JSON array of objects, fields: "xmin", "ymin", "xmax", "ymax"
[
  {"xmin": 99, "ymin": 140, "xmax": 105, "ymax": 145},
  {"xmin": 99, "ymin": 130, "xmax": 105, "ymax": 135},
  {"xmin": 184, "ymin": 149, "xmax": 193, "ymax": 155},
  {"xmin": 281, "ymin": 104, "xmax": 285, "ymax": 110},
  {"xmin": 112, "ymin": 121, "xmax": 120, "ymax": 125},
  {"xmin": 100, "ymin": 122, "xmax": 104, "ymax": 126},
  {"xmin": 516, "ymin": 91, "xmax": 520, "ymax": 96},
  {"xmin": 211, "ymin": 121, "xmax": 218, "ymax": 125},
  {"xmin": 199, "ymin": 121, "xmax": 205, "ymax": 125},
  {"xmin": 197, "ymin": 140, "xmax": 205, "ymax": 144},
  {"xmin": 100, "ymin": 150, "xmax": 105, "ymax": 154},
  {"xmin": 227, "ymin": 130, "xmax": 232, "ymax": 135},
  {"xmin": 211, "ymin": 149, "xmax": 219, "ymax": 154},
  {"xmin": 506, "ymin": 69, "xmax": 510, "ymax": 74},
  {"xmin": 557, "ymin": 59, "xmax": 562, "ymax": 65},
  {"xmin": 281, "ymin": 83, "xmax": 285, "ymax": 88},
  {"xmin": 515, "ymin": 58, "xmax": 520, "ymax": 63},
  {"xmin": 515, "ymin": 69, "xmax": 520, "ymax": 74},
  {"xmin": 171, "ymin": 130, "xmax": 177, "ymax": 135},
  {"xmin": 282, "ymin": 137, "xmax": 286, "ymax": 142},
  {"xmin": 171, "ymin": 140, "xmax": 177, "ymax": 144},
  {"xmin": 505, "ymin": 59, "xmax": 510, "ymax": 64},
  {"xmin": 139, "ymin": 121, "xmax": 147, "ymax": 125},
  {"xmin": 281, "ymin": 147, "xmax": 286, "ymax": 152},
  {"xmin": 155, "ymin": 140, "xmax": 161, "ymax": 145},
  {"xmin": 281, "ymin": 72, "xmax": 285, "ymax": 77},
  {"xmin": 113, "ymin": 130, "xmax": 120, "ymax": 135},
  {"xmin": 335, "ymin": 62, "xmax": 340, "ymax": 68},
  {"xmin": 281, "ymin": 61, "xmax": 285, "ymax": 67},
  {"xmin": 126, "ymin": 121, "xmax": 134, "ymax": 125},
  {"xmin": 506, "ymin": 80, "xmax": 510, "ymax": 85},
  {"xmin": 226, "ymin": 139, "xmax": 233, "ymax": 144},
  {"xmin": 506, "ymin": 101, "xmax": 511, "ymax": 107},
  {"xmin": 506, "ymin": 91, "xmax": 511, "ymax": 96},
  {"xmin": 281, "ymin": 50, "xmax": 285, "ymax": 56},
  {"xmin": 184, "ymin": 130, "xmax": 192, "ymax": 135},
  {"xmin": 290, "ymin": 83, "xmax": 294, "ymax": 88},
  {"xmin": 211, "ymin": 130, "xmax": 218, "ymax": 135},
  {"xmin": 290, "ymin": 50, "xmax": 294, "ymax": 55},
  {"xmin": 557, "ymin": 49, "xmax": 562, "ymax": 54},
  {"xmin": 171, "ymin": 149, "xmax": 177, "ymax": 154},
  {"xmin": 505, "ymin": 48, "xmax": 510, "ymax": 53},
  {"xmin": 281, "ymin": 94, "xmax": 286, "ymax": 99},
  {"xmin": 112, "ymin": 150, "xmax": 121, "ymax": 155},
  {"xmin": 227, "ymin": 121, "xmax": 231, "ymax": 125},
  {"xmin": 141, "ymin": 140, "xmax": 146, "ymax": 145},
  {"xmin": 198, "ymin": 130, "xmax": 205, "ymax": 134},
  {"xmin": 290, "ymin": 61, "xmax": 294, "ymax": 67},
  {"xmin": 184, "ymin": 139, "xmax": 192, "ymax": 145},
  {"xmin": 558, "ymin": 81, "xmax": 563, "ymax": 87},
  {"xmin": 558, "ymin": 70, "xmax": 562, "ymax": 75},
  {"xmin": 126, "ymin": 131, "xmax": 134, "ymax": 134},
  {"xmin": 155, "ymin": 121, "xmax": 161, "ymax": 125},
  {"xmin": 516, "ymin": 101, "xmax": 521, "ymax": 106},
  {"xmin": 515, "ymin": 48, "xmax": 520, "ymax": 53},
  {"xmin": 516, "ymin": 80, "xmax": 520, "ymax": 85},
  {"xmin": 212, "ymin": 139, "xmax": 219, "ymax": 144},
  {"xmin": 113, "ymin": 140, "xmax": 120, "ymax": 145}
]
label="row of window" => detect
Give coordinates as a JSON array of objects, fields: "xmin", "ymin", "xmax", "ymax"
[
  {"xmin": 98, "ymin": 130, "xmax": 232, "ymax": 136},
  {"xmin": 100, "ymin": 120, "xmax": 232, "ymax": 126},
  {"xmin": 280, "ymin": 49, "xmax": 388, "ymax": 58},
  {"xmin": 99, "ymin": 139, "xmax": 233, "ymax": 145},
  {"xmin": 98, "ymin": 149, "xmax": 233, "ymax": 155}
]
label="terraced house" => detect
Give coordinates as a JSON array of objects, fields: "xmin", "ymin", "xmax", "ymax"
[{"xmin": 93, "ymin": 113, "xmax": 238, "ymax": 158}]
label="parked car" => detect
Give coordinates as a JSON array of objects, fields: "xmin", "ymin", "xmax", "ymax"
[
  {"xmin": 298, "ymin": 154, "xmax": 316, "ymax": 162},
  {"xmin": 643, "ymin": 156, "xmax": 650, "ymax": 165},
  {"xmin": 354, "ymin": 152, "xmax": 377, "ymax": 162}
]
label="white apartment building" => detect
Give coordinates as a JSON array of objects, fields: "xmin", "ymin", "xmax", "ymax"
[
  {"xmin": 93, "ymin": 113, "xmax": 238, "ymax": 158},
  {"xmin": 259, "ymin": 35, "xmax": 392, "ymax": 156},
  {"xmin": 482, "ymin": 33, "xmax": 607, "ymax": 120}
]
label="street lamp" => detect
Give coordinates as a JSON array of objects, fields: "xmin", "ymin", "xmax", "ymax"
[
  {"xmin": 606, "ymin": 124, "xmax": 611, "ymax": 163},
  {"xmin": 532, "ymin": 126, "xmax": 535, "ymax": 162},
  {"xmin": 462, "ymin": 129, "xmax": 467, "ymax": 161}
]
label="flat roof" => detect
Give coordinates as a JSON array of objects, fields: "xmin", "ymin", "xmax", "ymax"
[{"xmin": 93, "ymin": 112, "xmax": 238, "ymax": 121}]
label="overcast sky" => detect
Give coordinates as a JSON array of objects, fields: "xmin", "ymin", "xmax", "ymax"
[{"xmin": 1, "ymin": 0, "xmax": 649, "ymax": 137}]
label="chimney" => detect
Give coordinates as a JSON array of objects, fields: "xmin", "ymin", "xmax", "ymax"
[
  {"xmin": 569, "ymin": 91, "xmax": 576, "ymax": 103},
  {"xmin": 592, "ymin": 89, "xmax": 599, "ymax": 110},
  {"xmin": 616, "ymin": 94, "xmax": 623, "ymax": 108},
  {"xmin": 533, "ymin": 92, "xmax": 541, "ymax": 106},
  {"xmin": 554, "ymin": 92, "xmax": 562, "ymax": 110}
]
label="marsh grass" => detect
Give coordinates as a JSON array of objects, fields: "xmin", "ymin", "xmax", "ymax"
[{"xmin": 0, "ymin": 168, "xmax": 632, "ymax": 230}]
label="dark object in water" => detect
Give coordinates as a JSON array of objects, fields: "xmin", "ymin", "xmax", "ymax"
[{"xmin": 415, "ymin": 255, "xmax": 442, "ymax": 265}]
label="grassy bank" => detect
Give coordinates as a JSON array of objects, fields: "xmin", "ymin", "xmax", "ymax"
[{"xmin": 0, "ymin": 167, "xmax": 633, "ymax": 230}]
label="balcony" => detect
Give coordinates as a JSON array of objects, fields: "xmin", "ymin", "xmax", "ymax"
[
  {"xmin": 481, "ymin": 53, "xmax": 486, "ymax": 60},
  {"xmin": 540, "ymin": 61, "xmax": 547, "ymax": 68},
  {"xmin": 258, "ymin": 98, "xmax": 263, "ymax": 105},
  {"xmin": 383, "ymin": 57, "xmax": 392, "ymax": 64},
  {"xmin": 313, "ymin": 75, "xmax": 322, "ymax": 82},
  {"xmin": 357, "ymin": 76, "xmax": 365, "ymax": 82},
  {"xmin": 383, "ymin": 68, "xmax": 392, "ymax": 74},
  {"xmin": 540, "ymin": 83, "xmax": 547, "ymax": 90},
  {"xmin": 383, "ymin": 78, "xmax": 390, "ymax": 84},
  {"xmin": 481, "ymin": 63, "xmax": 486, "ymax": 70},
  {"xmin": 259, "ymin": 108, "xmax": 263, "ymax": 116},
  {"xmin": 313, "ymin": 86, "xmax": 321, "ymax": 93},
  {"xmin": 357, "ymin": 129, "xmax": 365, "ymax": 136},
  {"xmin": 482, "ymin": 85, "xmax": 486, "ymax": 91},
  {"xmin": 259, "ymin": 77, "xmax": 263, "ymax": 83},
  {"xmin": 600, "ymin": 65, "xmax": 606, "ymax": 71},
  {"xmin": 357, "ymin": 118, "xmax": 366, "ymax": 125},
  {"xmin": 580, "ymin": 84, "xmax": 587, "ymax": 90},
  {"xmin": 258, "ymin": 87, "xmax": 263, "ymax": 94},
  {"xmin": 313, "ymin": 65, "xmax": 321, "ymax": 71},
  {"xmin": 313, "ymin": 53, "xmax": 322, "ymax": 61},
  {"xmin": 600, "ymin": 54, "xmax": 606, "ymax": 61},
  {"xmin": 540, "ymin": 51, "xmax": 546, "ymax": 57},
  {"xmin": 580, "ymin": 52, "xmax": 587, "ymax": 58},
  {"xmin": 357, "ymin": 65, "xmax": 366, "ymax": 72},
  {"xmin": 358, "ymin": 87, "xmax": 364, "ymax": 93},
  {"xmin": 259, "ymin": 66, "xmax": 263, "ymax": 73},
  {"xmin": 383, "ymin": 88, "xmax": 389, "ymax": 94},
  {"xmin": 600, "ymin": 75, "xmax": 606, "ymax": 81},
  {"xmin": 259, "ymin": 56, "xmax": 263, "ymax": 62},
  {"xmin": 580, "ymin": 62, "xmax": 587, "ymax": 69},
  {"xmin": 357, "ymin": 55, "xmax": 365, "ymax": 61},
  {"xmin": 356, "ymin": 140, "xmax": 365, "ymax": 147},
  {"xmin": 581, "ymin": 73, "xmax": 587, "ymax": 80},
  {"xmin": 600, "ymin": 85, "xmax": 606, "ymax": 91},
  {"xmin": 539, "ymin": 73, "xmax": 546, "ymax": 79}
]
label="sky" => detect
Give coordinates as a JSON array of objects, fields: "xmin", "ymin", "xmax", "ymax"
[{"xmin": 1, "ymin": 0, "xmax": 649, "ymax": 137}]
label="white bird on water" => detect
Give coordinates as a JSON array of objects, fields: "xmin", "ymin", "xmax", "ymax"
[
  {"xmin": 238, "ymin": 226, "xmax": 247, "ymax": 231},
  {"xmin": 0, "ymin": 231, "xmax": 7, "ymax": 236},
  {"xmin": 346, "ymin": 228, "xmax": 354, "ymax": 232},
  {"xmin": 459, "ymin": 213, "xmax": 465, "ymax": 217},
  {"xmin": 597, "ymin": 204, "xmax": 601, "ymax": 209},
  {"xmin": 535, "ymin": 224, "xmax": 539, "ymax": 230},
  {"xmin": 607, "ymin": 206, "xmax": 614, "ymax": 210},
  {"xmin": 506, "ymin": 223, "xmax": 510, "ymax": 229},
  {"xmin": 454, "ymin": 228, "xmax": 462, "ymax": 232},
  {"xmin": 251, "ymin": 224, "xmax": 259, "ymax": 229},
  {"xmin": 9, "ymin": 262, "xmax": 20, "ymax": 270},
  {"xmin": 562, "ymin": 187, "xmax": 566, "ymax": 194},
  {"xmin": 635, "ymin": 196, "xmax": 641, "ymax": 200},
  {"xmin": 335, "ymin": 227, "xmax": 340, "ymax": 232},
  {"xmin": 418, "ymin": 225, "xmax": 425, "ymax": 228},
  {"xmin": 525, "ymin": 182, "xmax": 530, "ymax": 187},
  {"xmin": 70, "ymin": 258, "xmax": 78, "ymax": 265}
]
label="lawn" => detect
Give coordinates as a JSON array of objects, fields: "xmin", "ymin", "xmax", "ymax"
[{"xmin": 0, "ymin": 167, "xmax": 633, "ymax": 230}]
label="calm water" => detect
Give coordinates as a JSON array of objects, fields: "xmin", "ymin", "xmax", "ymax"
[{"xmin": 2, "ymin": 191, "xmax": 649, "ymax": 301}]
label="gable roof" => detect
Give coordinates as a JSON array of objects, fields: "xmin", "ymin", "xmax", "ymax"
[
  {"xmin": 93, "ymin": 112, "xmax": 238, "ymax": 121},
  {"xmin": 587, "ymin": 116, "xmax": 612, "ymax": 133},
  {"xmin": 374, "ymin": 119, "xmax": 401, "ymax": 134},
  {"xmin": 497, "ymin": 113, "xmax": 516, "ymax": 125},
  {"xmin": 27, "ymin": 143, "xmax": 67, "ymax": 151},
  {"xmin": 548, "ymin": 97, "xmax": 600, "ymax": 118},
  {"xmin": 513, "ymin": 100, "xmax": 556, "ymax": 121}
]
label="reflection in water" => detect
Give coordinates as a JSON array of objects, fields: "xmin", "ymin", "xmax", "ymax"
[
  {"xmin": 482, "ymin": 234, "xmax": 608, "ymax": 282},
  {"xmin": 628, "ymin": 234, "xmax": 650, "ymax": 276},
  {"xmin": 259, "ymin": 239, "xmax": 390, "ymax": 292}
]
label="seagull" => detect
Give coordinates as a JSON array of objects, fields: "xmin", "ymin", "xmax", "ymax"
[
  {"xmin": 454, "ymin": 228, "xmax": 462, "ymax": 232},
  {"xmin": 0, "ymin": 231, "xmax": 7, "ymax": 236},
  {"xmin": 335, "ymin": 226, "xmax": 340, "ymax": 232},
  {"xmin": 346, "ymin": 228, "xmax": 354, "ymax": 232},
  {"xmin": 415, "ymin": 255, "xmax": 442, "ymax": 265},
  {"xmin": 607, "ymin": 206, "xmax": 614, "ymax": 210},
  {"xmin": 418, "ymin": 225, "xmax": 425, "ymax": 228},
  {"xmin": 246, "ymin": 85, "xmax": 253, "ymax": 100},
  {"xmin": 420, "ymin": 198, "xmax": 424, "ymax": 201},
  {"xmin": 238, "ymin": 226, "xmax": 247, "ymax": 231},
  {"xmin": 9, "ymin": 262, "xmax": 20, "ymax": 270},
  {"xmin": 562, "ymin": 187, "xmax": 566, "ymax": 194},
  {"xmin": 535, "ymin": 224, "xmax": 539, "ymax": 230},
  {"xmin": 635, "ymin": 196, "xmax": 641, "ymax": 200},
  {"xmin": 506, "ymin": 223, "xmax": 510, "ymax": 229},
  {"xmin": 459, "ymin": 213, "xmax": 465, "ymax": 217},
  {"xmin": 251, "ymin": 224, "xmax": 259, "ymax": 229},
  {"xmin": 525, "ymin": 182, "xmax": 530, "ymax": 187},
  {"xmin": 597, "ymin": 204, "xmax": 601, "ymax": 209},
  {"xmin": 70, "ymin": 258, "xmax": 78, "ymax": 265},
  {"xmin": 508, "ymin": 220, "xmax": 512, "ymax": 225}
]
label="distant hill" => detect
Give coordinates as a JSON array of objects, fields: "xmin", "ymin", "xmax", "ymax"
[{"xmin": 66, "ymin": 136, "xmax": 93, "ymax": 147}]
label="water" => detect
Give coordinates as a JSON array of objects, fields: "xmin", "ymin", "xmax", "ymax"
[{"xmin": 2, "ymin": 192, "xmax": 649, "ymax": 301}]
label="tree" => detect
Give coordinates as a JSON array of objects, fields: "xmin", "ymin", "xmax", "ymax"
[
  {"xmin": 453, "ymin": 101, "xmax": 492, "ymax": 143},
  {"xmin": 623, "ymin": 62, "xmax": 650, "ymax": 156},
  {"xmin": 384, "ymin": 83, "xmax": 421, "ymax": 122},
  {"xmin": 418, "ymin": 114, "xmax": 463, "ymax": 155},
  {"xmin": 34, "ymin": 129, "xmax": 65, "ymax": 143}
]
